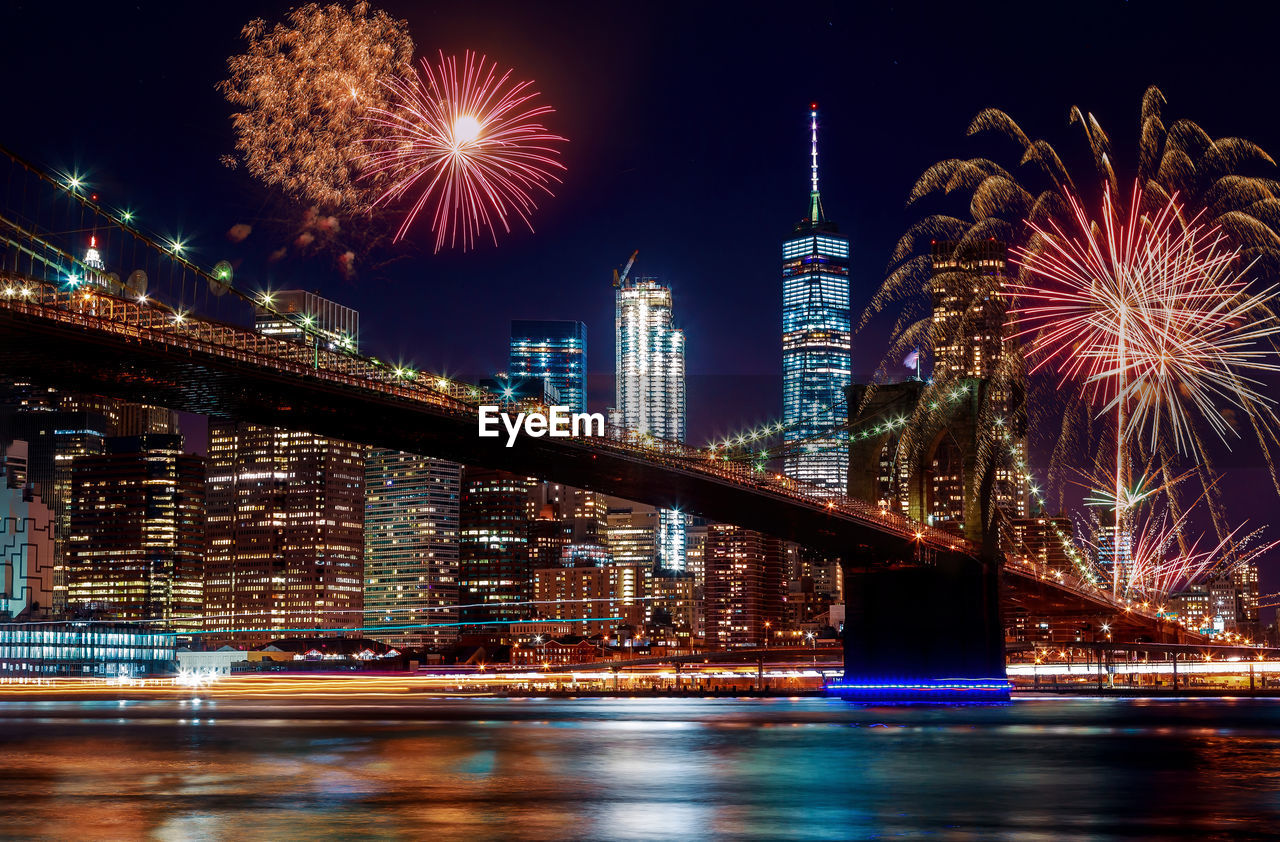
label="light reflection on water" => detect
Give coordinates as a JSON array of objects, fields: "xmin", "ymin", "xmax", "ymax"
[{"xmin": 0, "ymin": 697, "xmax": 1277, "ymax": 840}]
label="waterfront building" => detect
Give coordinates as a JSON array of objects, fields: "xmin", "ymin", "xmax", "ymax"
[
  {"xmin": 509, "ymin": 320, "xmax": 588, "ymax": 413},
  {"xmin": 363, "ymin": 451, "xmax": 461, "ymax": 650},
  {"xmin": 66, "ymin": 435, "xmax": 204, "ymax": 632},
  {"xmin": 203, "ymin": 422, "xmax": 365, "ymax": 647},
  {"xmin": 459, "ymin": 467, "xmax": 537, "ymax": 623},
  {"xmin": 0, "ymin": 621, "xmax": 174, "ymax": 676},
  {"xmin": 704, "ymin": 524, "xmax": 787, "ymax": 648},
  {"xmin": 782, "ymin": 104, "xmax": 851, "ymax": 495},
  {"xmin": 0, "ymin": 392, "xmax": 175, "ymax": 613},
  {"xmin": 685, "ymin": 516, "xmax": 707, "ymax": 589},
  {"xmin": 647, "ymin": 570, "xmax": 701, "ymax": 649}
]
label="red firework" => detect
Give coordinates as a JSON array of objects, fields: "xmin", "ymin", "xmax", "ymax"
[{"xmin": 361, "ymin": 50, "xmax": 567, "ymax": 251}]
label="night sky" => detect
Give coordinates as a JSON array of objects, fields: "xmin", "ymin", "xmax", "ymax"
[{"xmin": 5, "ymin": 1, "xmax": 1280, "ymax": 591}]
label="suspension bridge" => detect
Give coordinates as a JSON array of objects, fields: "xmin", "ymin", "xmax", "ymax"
[{"xmin": 0, "ymin": 144, "xmax": 1199, "ymax": 698}]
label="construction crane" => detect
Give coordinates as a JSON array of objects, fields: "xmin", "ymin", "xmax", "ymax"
[{"xmin": 612, "ymin": 249, "xmax": 639, "ymax": 288}]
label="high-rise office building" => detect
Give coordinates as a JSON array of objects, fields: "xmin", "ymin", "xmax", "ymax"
[
  {"xmin": 203, "ymin": 291, "xmax": 367, "ymax": 646},
  {"xmin": 782, "ymin": 104, "xmax": 851, "ymax": 494},
  {"xmin": 510, "ymin": 320, "xmax": 588, "ymax": 413},
  {"xmin": 256, "ymin": 289, "xmax": 359, "ymax": 350},
  {"xmin": 66, "ymin": 435, "xmax": 204, "ymax": 631},
  {"xmin": 615, "ymin": 279, "xmax": 685, "ymax": 441},
  {"xmin": 929, "ymin": 240, "xmax": 1028, "ymax": 520},
  {"xmin": 203, "ymin": 422, "xmax": 366, "ymax": 646},
  {"xmin": 459, "ymin": 467, "xmax": 537, "ymax": 623},
  {"xmin": 363, "ymin": 451, "xmax": 461, "ymax": 650},
  {"xmin": 705, "ymin": 524, "xmax": 787, "ymax": 649},
  {"xmin": 615, "ymin": 277, "xmax": 686, "ymax": 569},
  {"xmin": 0, "ymin": 440, "xmax": 54, "ymax": 619}
]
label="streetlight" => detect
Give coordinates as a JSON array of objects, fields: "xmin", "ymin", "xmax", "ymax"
[
  {"xmin": 763, "ymin": 621, "xmax": 771, "ymax": 649},
  {"xmin": 805, "ymin": 631, "xmax": 817, "ymax": 664}
]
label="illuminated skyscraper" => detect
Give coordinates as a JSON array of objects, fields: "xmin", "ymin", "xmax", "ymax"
[
  {"xmin": 204, "ymin": 291, "xmax": 367, "ymax": 646},
  {"xmin": 364, "ymin": 451, "xmax": 461, "ymax": 650},
  {"xmin": 509, "ymin": 320, "xmax": 588, "ymax": 413},
  {"xmin": 929, "ymin": 240, "xmax": 1028, "ymax": 519},
  {"xmin": 459, "ymin": 467, "xmax": 538, "ymax": 623},
  {"xmin": 615, "ymin": 279, "xmax": 685, "ymax": 441},
  {"xmin": 66, "ymin": 435, "xmax": 204, "ymax": 632},
  {"xmin": 204, "ymin": 422, "xmax": 366, "ymax": 646},
  {"xmin": 705, "ymin": 524, "xmax": 787, "ymax": 648},
  {"xmin": 615, "ymin": 277, "xmax": 686, "ymax": 570},
  {"xmin": 782, "ymin": 104, "xmax": 850, "ymax": 494}
]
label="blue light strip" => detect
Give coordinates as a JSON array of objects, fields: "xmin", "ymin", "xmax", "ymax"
[{"xmin": 826, "ymin": 677, "xmax": 1012, "ymax": 698}]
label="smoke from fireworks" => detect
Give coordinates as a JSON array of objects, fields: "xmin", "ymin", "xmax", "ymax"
[
  {"xmin": 360, "ymin": 50, "xmax": 567, "ymax": 251},
  {"xmin": 220, "ymin": 2, "xmax": 415, "ymax": 210}
]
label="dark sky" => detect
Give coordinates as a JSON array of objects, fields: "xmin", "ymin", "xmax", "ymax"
[{"xmin": 5, "ymin": 1, "xmax": 1280, "ymax": 594}]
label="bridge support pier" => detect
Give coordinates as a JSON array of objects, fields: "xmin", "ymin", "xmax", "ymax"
[{"xmin": 828, "ymin": 554, "xmax": 1009, "ymax": 701}]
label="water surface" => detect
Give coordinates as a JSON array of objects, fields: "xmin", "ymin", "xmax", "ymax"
[{"xmin": 0, "ymin": 696, "xmax": 1277, "ymax": 840}]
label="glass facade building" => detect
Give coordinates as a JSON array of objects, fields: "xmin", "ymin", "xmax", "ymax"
[
  {"xmin": 364, "ymin": 451, "xmax": 461, "ymax": 650},
  {"xmin": 615, "ymin": 278, "xmax": 687, "ymax": 570},
  {"xmin": 782, "ymin": 106, "xmax": 850, "ymax": 494},
  {"xmin": 509, "ymin": 320, "xmax": 588, "ymax": 413},
  {"xmin": 0, "ymin": 622, "xmax": 175, "ymax": 676}
]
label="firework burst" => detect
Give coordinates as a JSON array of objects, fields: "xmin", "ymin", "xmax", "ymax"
[
  {"xmin": 220, "ymin": 2, "xmax": 415, "ymax": 210},
  {"xmin": 863, "ymin": 87, "xmax": 1280, "ymax": 521},
  {"xmin": 1011, "ymin": 183, "xmax": 1280, "ymax": 455},
  {"xmin": 360, "ymin": 50, "xmax": 567, "ymax": 251}
]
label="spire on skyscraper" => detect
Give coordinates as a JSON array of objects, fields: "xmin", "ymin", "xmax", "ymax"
[{"xmin": 808, "ymin": 102, "xmax": 824, "ymax": 224}]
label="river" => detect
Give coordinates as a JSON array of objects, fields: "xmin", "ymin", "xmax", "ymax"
[{"xmin": 0, "ymin": 696, "xmax": 1277, "ymax": 840}]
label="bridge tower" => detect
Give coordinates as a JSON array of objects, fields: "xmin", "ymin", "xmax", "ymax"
[{"xmin": 831, "ymin": 378, "xmax": 1012, "ymax": 700}]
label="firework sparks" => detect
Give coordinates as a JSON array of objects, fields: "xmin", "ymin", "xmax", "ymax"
[
  {"xmin": 360, "ymin": 50, "xmax": 567, "ymax": 251},
  {"xmin": 1011, "ymin": 183, "xmax": 1280, "ymax": 455},
  {"xmin": 220, "ymin": 2, "xmax": 415, "ymax": 210},
  {"xmin": 864, "ymin": 87, "xmax": 1280, "ymax": 527},
  {"xmin": 1085, "ymin": 491, "xmax": 1277, "ymax": 602}
]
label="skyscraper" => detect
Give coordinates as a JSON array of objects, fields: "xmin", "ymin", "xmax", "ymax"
[
  {"xmin": 615, "ymin": 276, "xmax": 686, "ymax": 569},
  {"xmin": 930, "ymin": 240, "xmax": 1028, "ymax": 520},
  {"xmin": 204, "ymin": 292, "xmax": 367, "ymax": 647},
  {"xmin": 782, "ymin": 104, "xmax": 851, "ymax": 494},
  {"xmin": 705, "ymin": 524, "xmax": 787, "ymax": 649},
  {"xmin": 66, "ymin": 435, "xmax": 204, "ymax": 631},
  {"xmin": 203, "ymin": 423, "xmax": 366, "ymax": 647},
  {"xmin": 509, "ymin": 320, "xmax": 588, "ymax": 413},
  {"xmin": 458, "ymin": 467, "xmax": 537, "ymax": 623},
  {"xmin": 364, "ymin": 451, "xmax": 461, "ymax": 651}
]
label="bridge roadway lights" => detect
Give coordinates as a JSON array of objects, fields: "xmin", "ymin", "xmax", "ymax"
[{"xmin": 827, "ymin": 554, "xmax": 1010, "ymax": 702}]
